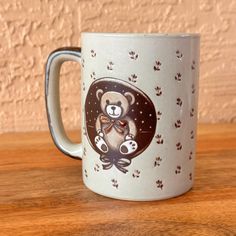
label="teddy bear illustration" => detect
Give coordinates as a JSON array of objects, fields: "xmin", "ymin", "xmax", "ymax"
[
  {"xmin": 95, "ymin": 89, "xmax": 138, "ymax": 156},
  {"xmin": 84, "ymin": 77, "xmax": 157, "ymax": 174}
]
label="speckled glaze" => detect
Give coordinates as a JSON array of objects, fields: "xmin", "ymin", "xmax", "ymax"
[{"xmin": 45, "ymin": 33, "xmax": 200, "ymax": 201}]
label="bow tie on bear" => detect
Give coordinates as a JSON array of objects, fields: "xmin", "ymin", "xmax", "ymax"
[{"xmin": 100, "ymin": 115, "xmax": 127, "ymax": 134}]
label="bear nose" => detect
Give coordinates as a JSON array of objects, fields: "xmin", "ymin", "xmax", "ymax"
[{"xmin": 111, "ymin": 106, "xmax": 116, "ymax": 111}]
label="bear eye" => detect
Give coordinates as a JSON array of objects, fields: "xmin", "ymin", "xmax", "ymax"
[
  {"xmin": 106, "ymin": 99, "xmax": 110, "ymax": 105},
  {"xmin": 117, "ymin": 101, "xmax": 122, "ymax": 106}
]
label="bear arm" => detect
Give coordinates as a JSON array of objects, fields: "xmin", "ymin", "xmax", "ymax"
[
  {"xmin": 95, "ymin": 114, "xmax": 102, "ymax": 133},
  {"xmin": 126, "ymin": 117, "xmax": 137, "ymax": 137}
]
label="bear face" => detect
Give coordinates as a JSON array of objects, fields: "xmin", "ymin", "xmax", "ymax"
[{"xmin": 96, "ymin": 89, "xmax": 135, "ymax": 119}]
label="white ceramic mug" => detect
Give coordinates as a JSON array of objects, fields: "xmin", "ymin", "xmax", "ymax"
[{"xmin": 45, "ymin": 33, "xmax": 200, "ymax": 201}]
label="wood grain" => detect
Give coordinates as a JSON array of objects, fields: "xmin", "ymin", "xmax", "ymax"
[{"xmin": 0, "ymin": 124, "xmax": 235, "ymax": 236}]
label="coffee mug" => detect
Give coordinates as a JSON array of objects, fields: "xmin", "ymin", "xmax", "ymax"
[{"xmin": 45, "ymin": 33, "xmax": 200, "ymax": 201}]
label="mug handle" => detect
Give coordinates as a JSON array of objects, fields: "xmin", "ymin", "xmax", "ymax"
[{"xmin": 45, "ymin": 47, "xmax": 82, "ymax": 159}]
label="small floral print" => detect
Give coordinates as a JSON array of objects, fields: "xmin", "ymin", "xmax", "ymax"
[
  {"xmin": 157, "ymin": 111, "xmax": 162, "ymax": 120},
  {"xmin": 154, "ymin": 60, "xmax": 161, "ymax": 71},
  {"xmin": 176, "ymin": 142, "xmax": 182, "ymax": 150},
  {"xmin": 154, "ymin": 156, "xmax": 162, "ymax": 167},
  {"xmin": 175, "ymin": 72, "xmax": 182, "ymax": 81},
  {"xmin": 90, "ymin": 72, "xmax": 96, "ymax": 80},
  {"xmin": 189, "ymin": 173, "xmax": 193, "ymax": 180},
  {"xmin": 175, "ymin": 119, "xmax": 182, "ymax": 128},
  {"xmin": 190, "ymin": 130, "xmax": 194, "ymax": 139},
  {"xmin": 189, "ymin": 151, "xmax": 193, "ymax": 160},
  {"xmin": 176, "ymin": 98, "xmax": 183, "ymax": 106},
  {"xmin": 82, "ymin": 82, "xmax": 86, "ymax": 91},
  {"xmin": 94, "ymin": 164, "xmax": 100, "ymax": 172},
  {"xmin": 81, "ymin": 58, "xmax": 85, "ymax": 67},
  {"xmin": 128, "ymin": 74, "xmax": 138, "ymax": 83},
  {"xmin": 192, "ymin": 84, "xmax": 195, "ymax": 94},
  {"xmin": 155, "ymin": 134, "xmax": 164, "ymax": 144},
  {"xmin": 91, "ymin": 50, "xmax": 96, "ymax": 57},
  {"xmin": 83, "ymin": 126, "xmax": 87, "ymax": 136},
  {"xmin": 132, "ymin": 170, "xmax": 141, "ymax": 178},
  {"xmin": 84, "ymin": 169, "xmax": 88, "ymax": 178},
  {"xmin": 155, "ymin": 86, "xmax": 162, "ymax": 96},
  {"xmin": 107, "ymin": 61, "xmax": 114, "ymax": 70},
  {"xmin": 190, "ymin": 108, "xmax": 194, "ymax": 117},
  {"xmin": 83, "ymin": 147, "xmax": 87, "ymax": 156},
  {"xmin": 111, "ymin": 179, "xmax": 118, "ymax": 189},
  {"xmin": 176, "ymin": 50, "xmax": 183, "ymax": 59},
  {"xmin": 156, "ymin": 180, "xmax": 163, "ymax": 189},
  {"xmin": 175, "ymin": 165, "xmax": 181, "ymax": 174},
  {"xmin": 129, "ymin": 51, "xmax": 138, "ymax": 60},
  {"xmin": 191, "ymin": 60, "xmax": 196, "ymax": 70}
]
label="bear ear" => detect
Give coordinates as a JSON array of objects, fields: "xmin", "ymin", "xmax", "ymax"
[
  {"xmin": 96, "ymin": 89, "xmax": 104, "ymax": 100},
  {"xmin": 124, "ymin": 92, "xmax": 135, "ymax": 105}
]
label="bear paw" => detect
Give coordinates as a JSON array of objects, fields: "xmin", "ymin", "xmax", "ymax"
[
  {"xmin": 119, "ymin": 140, "xmax": 138, "ymax": 155},
  {"xmin": 95, "ymin": 135, "xmax": 108, "ymax": 153}
]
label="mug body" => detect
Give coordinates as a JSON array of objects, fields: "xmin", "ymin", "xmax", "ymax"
[{"xmin": 81, "ymin": 33, "xmax": 200, "ymax": 201}]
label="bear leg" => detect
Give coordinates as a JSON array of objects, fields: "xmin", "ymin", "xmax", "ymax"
[
  {"xmin": 95, "ymin": 135, "xmax": 109, "ymax": 153},
  {"xmin": 119, "ymin": 140, "xmax": 138, "ymax": 155}
]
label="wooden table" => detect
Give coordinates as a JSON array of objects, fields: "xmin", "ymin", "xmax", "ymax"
[{"xmin": 0, "ymin": 124, "xmax": 235, "ymax": 236}]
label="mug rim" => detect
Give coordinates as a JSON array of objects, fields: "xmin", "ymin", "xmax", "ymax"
[{"xmin": 81, "ymin": 32, "xmax": 200, "ymax": 38}]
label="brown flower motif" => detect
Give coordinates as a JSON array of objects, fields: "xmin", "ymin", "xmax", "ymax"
[
  {"xmin": 83, "ymin": 147, "xmax": 87, "ymax": 156},
  {"xmin": 176, "ymin": 50, "xmax": 183, "ymax": 59},
  {"xmin": 157, "ymin": 111, "xmax": 162, "ymax": 120},
  {"xmin": 154, "ymin": 60, "xmax": 161, "ymax": 71},
  {"xmin": 156, "ymin": 180, "xmax": 163, "ymax": 189},
  {"xmin": 107, "ymin": 61, "xmax": 114, "ymax": 70},
  {"xmin": 128, "ymin": 74, "xmax": 138, "ymax": 83},
  {"xmin": 189, "ymin": 173, "xmax": 193, "ymax": 180},
  {"xmin": 129, "ymin": 51, "xmax": 138, "ymax": 60},
  {"xmin": 82, "ymin": 82, "xmax": 86, "ymax": 91},
  {"xmin": 190, "ymin": 108, "xmax": 194, "ymax": 117},
  {"xmin": 111, "ymin": 179, "xmax": 118, "ymax": 189},
  {"xmin": 176, "ymin": 98, "xmax": 183, "ymax": 106},
  {"xmin": 81, "ymin": 58, "xmax": 85, "ymax": 67},
  {"xmin": 190, "ymin": 130, "xmax": 194, "ymax": 139},
  {"xmin": 84, "ymin": 169, "xmax": 88, "ymax": 178},
  {"xmin": 154, "ymin": 156, "xmax": 162, "ymax": 167},
  {"xmin": 176, "ymin": 142, "xmax": 182, "ymax": 150},
  {"xmin": 175, "ymin": 73, "xmax": 182, "ymax": 81},
  {"xmin": 189, "ymin": 151, "xmax": 193, "ymax": 160},
  {"xmin": 175, "ymin": 165, "xmax": 181, "ymax": 174},
  {"xmin": 91, "ymin": 50, "xmax": 96, "ymax": 57},
  {"xmin": 191, "ymin": 60, "xmax": 196, "ymax": 70},
  {"xmin": 94, "ymin": 164, "xmax": 100, "ymax": 172},
  {"xmin": 155, "ymin": 86, "xmax": 162, "ymax": 96},
  {"xmin": 132, "ymin": 170, "xmax": 141, "ymax": 178},
  {"xmin": 192, "ymin": 84, "xmax": 195, "ymax": 94},
  {"xmin": 90, "ymin": 72, "xmax": 96, "ymax": 80},
  {"xmin": 83, "ymin": 127, "xmax": 87, "ymax": 136},
  {"xmin": 155, "ymin": 134, "xmax": 164, "ymax": 144},
  {"xmin": 175, "ymin": 120, "xmax": 181, "ymax": 128}
]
